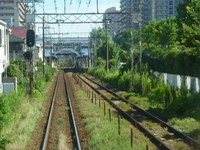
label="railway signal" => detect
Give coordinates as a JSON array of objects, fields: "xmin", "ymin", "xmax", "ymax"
[{"xmin": 26, "ymin": 29, "xmax": 35, "ymax": 47}]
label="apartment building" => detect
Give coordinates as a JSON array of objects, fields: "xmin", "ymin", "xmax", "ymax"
[
  {"xmin": 0, "ymin": 0, "xmax": 28, "ymax": 27},
  {"xmin": 103, "ymin": 7, "xmax": 120, "ymax": 37},
  {"xmin": 119, "ymin": 0, "xmax": 183, "ymax": 32}
]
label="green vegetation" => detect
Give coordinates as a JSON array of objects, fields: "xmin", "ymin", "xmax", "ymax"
[
  {"xmin": 87, "ymin": 0, "xmax": 200, "ymax": 142},
  {"xmin": 87, "ymin": 66, "xmax": 200, "ymax": 141},
  {"xmin": 74, "ymin": 90, "xmax": 157, "ymax": 150},
  {"xmin": 0, "ymin": 59, "xmax": 55, "ymax": 149},
  {"xmin": 141, "ymin": 0, "xmax": 200, "ymax": 77},
  {"xmin": 2, "ymin": 94, "xmax": 47, "ymax": 149}
]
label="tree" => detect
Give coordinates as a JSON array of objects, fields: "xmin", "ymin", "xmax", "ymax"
[
  {"xmin": 142, "ymin": 17, "xmax": 178, "ymax": 49},
  {"xmin": 177, "ymin": 0, "xmax": 200, "ymax": 47},
  {"xmin": 90, "ymin": 27, "xmax": 122, "ymax": 67}
]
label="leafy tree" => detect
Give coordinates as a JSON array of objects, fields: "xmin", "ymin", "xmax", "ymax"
[
  {"xmin": 90, "ymin": 27, "xmax": 123, "ymax": 70},
  {"xmin": 142, "ymin": 17, "xmax": 178, "ymax": 49},
  {"xmin": 177, "ymin": 0, "xmax": 200, "ymax": 47}
]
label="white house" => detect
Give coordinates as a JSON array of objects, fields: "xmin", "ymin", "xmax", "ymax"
[{"xmin": 0, "ymin": 20, "xmax": 10, "ymax": 93}]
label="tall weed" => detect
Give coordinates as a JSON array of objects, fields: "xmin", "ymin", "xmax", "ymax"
[
  {"xmin": 94, "ymin": 67, "xmax": 106, "ymax": 80},
  {"xmin": 104, "ymin": 71, "xmax": 119, "ymax": 86}
]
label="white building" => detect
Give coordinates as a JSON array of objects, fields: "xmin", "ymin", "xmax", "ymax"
[{"xmin": 0, "ymin": 20, "xmax": 10, "ymax": 92}]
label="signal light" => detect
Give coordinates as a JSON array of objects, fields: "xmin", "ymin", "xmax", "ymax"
[
  {"xmin": 26, "ymin": 29, "xmax": 35, "ymax": 47},
  {"xmin": 23, "ymin": 51, "xmax": 32, "ymax": 60}
]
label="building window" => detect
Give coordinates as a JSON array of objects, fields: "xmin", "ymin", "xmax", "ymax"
[{"xmin": 169, "ymin": 1, "xmax": 173, "ymax": 5}]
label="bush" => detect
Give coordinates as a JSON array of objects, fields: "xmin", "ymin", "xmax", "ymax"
[
  {"xmin": 104, "ymin": 71, "xmax": 119, "ymax": 87},
  {"xmin": 118, "ymin": 71, "xmax": 132, "ymax": 91},
  {"xmin": 94, "ymin": 67, "xmax": 106, "ymax": 80},
  {"xmin": 148, "ymin": 84, "xmax": 173, "ymax": 107},
  {"xmin": 109, "ymin": 58, "xmax": 118, "ymax": 71},
  {"xmin": 45, "ymin": 66, "xmax": 55, "ymax": 82},
  {"xmin": 0, "ymin": 91, "xmax": 22, "ymax": 148},
  {"xmin": 142, "ymin": 74, "xmax": 152, "ymax": 95},
  {"xmin": 88, "ymin": 67, "xmax": 95, "ymax": 76},
  {"xmin": 97, "ymin": 57, "xmax": 105, "ymax": 67}
]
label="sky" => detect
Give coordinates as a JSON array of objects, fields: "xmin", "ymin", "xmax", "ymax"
[{"xmin": 35, "ymin": 0, "xmax": 120, "ymax": 36}]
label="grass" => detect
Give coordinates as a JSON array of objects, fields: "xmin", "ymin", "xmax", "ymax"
[
  {"xmin": 122, "ymin": 92, "xmax": 200, "ymax": 143},
  {"xmin": 57, "ymin": 118, "xmax": 65, "ymax": 124},
  {"xmin": 74, "ymin": 90, "xmax": 158, "ymax": 150},
  {"xmin": 118, "ymin": 102, "xmax": 132, "ymax": 110},
  {"xmin": 168, "ymin": 117, "xmax": 200, "ymax": 141},
  {"xmin": 1, "ymin": 84, "xmax": 50, "ymax": 150}
]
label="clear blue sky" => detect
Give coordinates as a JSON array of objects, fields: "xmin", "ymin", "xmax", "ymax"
[{"xmin": 35, "ymin": 0, "xmax": 120, "ymax": 36}]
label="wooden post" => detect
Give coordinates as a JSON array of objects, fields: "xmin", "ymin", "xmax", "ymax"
[
  {"xmin": 109, "ymin": 108, "xmax": 111, "ymax": 121},
  {"xmin": 92, "ymin": 91, "xmax": 94, "ymax": 103},
  {"xmin": 99, "ymin": 97, "xmax": 101, "ymax": 107},
  {"xmin": 118, "ymin": 115, "xmax": 120, "ymax": 135},
  {"xmin": 104, "ymin": 102, "xmax": 106, "ymax": 116},
  {"xmin": 89, "ymin": 89, "xmax": 90, "ymax": 100},
  {"xmin": 131, "ymin": 128, "xmax": 133, "ymax": 148}
]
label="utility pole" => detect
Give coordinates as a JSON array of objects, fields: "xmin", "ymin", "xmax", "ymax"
[
  {"xmin": 139, "ymin": 0, "xmax": 143, "ymax": 93},
  {"xmin": 96, "ymin": 0, "xmax": 99, "ymax": 13},
  {"xmin": 106, "ymin": 19, "xmax": 109, "ymax": 73},
  {"xmin": 64, "ymin": 0, "xmax": 66, "ymax": 13},
  {"xmin": 43, "ymin": 16, "xmax": 45, "ymax": 75},
  {"xmin": 88, "ymin": 37, "xmax": 90, "ymax": 68},
  {"xmin": 130, "ymin": 0, "xmax": 134, "ymax": 92}
]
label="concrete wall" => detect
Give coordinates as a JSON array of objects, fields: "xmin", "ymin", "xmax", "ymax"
[{"xmin": 156, "ymin": 72, "xmax": 200, "ymax": 93}]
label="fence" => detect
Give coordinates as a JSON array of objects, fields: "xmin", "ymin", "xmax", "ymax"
[{"xmin": 155, "ymin": 72, "xmax": 200, "ymax": 93}]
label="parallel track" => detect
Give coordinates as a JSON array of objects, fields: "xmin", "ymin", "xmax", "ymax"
[
  {"xmin": 41, "ymin": 71, "xmax": 81, "ymax": 150},
  {"xmin": 76, "ymin": 74, "xmax": 200, "ymax": 150}
]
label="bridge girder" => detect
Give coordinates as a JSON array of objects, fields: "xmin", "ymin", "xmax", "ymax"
[
  {"xmin": 54, "ymin": 49, "xmax": 80, "ymax": 56},
  {"xmin": 33, "ymin": 12, "xmax": 132, "ymax": 24}
]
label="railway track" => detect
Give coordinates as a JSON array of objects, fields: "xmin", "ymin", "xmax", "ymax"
[
  {"xmin": 75, "ymin": 73, "xmax": 200, "ymax": 150},
  {"xmin": 41, "ymin": 71, "xmax": 81, "ymax": 150}
]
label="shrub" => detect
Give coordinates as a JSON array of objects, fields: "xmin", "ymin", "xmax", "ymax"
[
  {"xmin": 45, "ymin": 66, "xmax": 55, "ymax": 82},
  {"xmin": 94, "ymin": 67, "xmax": 106, "ymax": 80},
  {"xmin": 104, "ymin": 71, "xmax": 119, "ymax": 86},
  {"xmin": 118, "ymin": 71, "xmax": 132, "ymax": 91},
  {"xmin": 142, "ymin": 74, "xmax": 152, "ymax": 95},
  {"xmin": 148, "ymin": 84, "xmax": 173, "ymax": 107},
  {"xmin": 88, "ymin": 67, "xmax": 95, "ymax": 76}
]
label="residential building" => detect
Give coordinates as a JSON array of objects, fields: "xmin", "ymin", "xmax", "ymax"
[
  {"xmin": 9, "ymin": 34, "xmax": 25, "ymax": 59},
  {"xmin": 0, "ymin": 20, "xmax": 11, "ymax": 92},
  {"xmin": 103, "ymin": 7, "xmax": 120, "ymax": 37},
  {"xmin": 119, "ymin": 0, "xmax": 183, "ymax": 32},
  {"xmin": 0, "ymin": 0, "xmax": 28, "ymax": 27}
]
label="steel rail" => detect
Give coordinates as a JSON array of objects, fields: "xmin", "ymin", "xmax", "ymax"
[
  {"xmin": 41, "ymin": 72, "xmax": 59, "ymax": 150},
  {"xmin": 78, "ymin": 74, "xmax": 200, "ymax": 149},
  {"xmin": 77, "ymin": 74, "xmax": 170, "ymax": 150},
  {"xmin": 64, "ymin": 72, "xmax": 82, "ymax": 150},
  {"xmin": 82, "ymin": 74, "xmax": 200, "ymax": 149}
]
